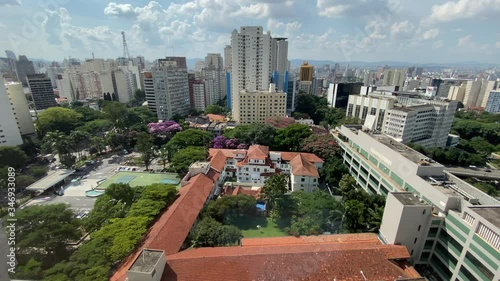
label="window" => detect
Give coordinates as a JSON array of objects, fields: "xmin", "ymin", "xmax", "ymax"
[
  {"xmin": 464, "ymin": 252, "xmax": 494, "ymax": 280},
  {"xmin": 414, "ymin": 238, "xmax": 418, "ymax": 244},
  {"xmin": 418, "ymin": 225, "xmax": 421, "ymax": 231},
  {"xmin": 422, "ymin": 209, "xmax": 426, "ymax": 215}
]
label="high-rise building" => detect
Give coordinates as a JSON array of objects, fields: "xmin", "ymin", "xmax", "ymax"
[
  {"xmin": 151, "ymin": 57, "xmax": 190, "ymax": 121},
  {"xmin": 447, "ymin": 84, "xmax": 466, "ymax": 102},
  {"xmin": 0, "ymin": 81, "xmax": 23, "ymax": 146},
  {"xmin": 188, "ymin": 74, "xmax": 207, "ymax": 111},
  {"xmin": 230, "ymin": 26, "xmax": 273, "ymax": 121},
  {"xmin": 299, "ymin": 62, "xmax": 314, "ymax": 82},
  {"xmin": 346, "ymin": 94, "xmax": 395, "ymax": 130},
  {"xmin": 326, "ymin": 82, "xmax": 363, "ymax": 108},
  {"xmin": 27, "ymin": 74, "xmax": 57, "ymax": 110},
  {"xmin": 223, "ymin": 45, "xmax": 232, "ymax": 70},
  {"xmin": 272, "ymin": 71, "xmax": 296, "ymax": 113},
  {"xmin": 478, "ymin": 80, "xmax": 499, "ymax": 108},
  {"xmin": 333, "ymin": 125, "xmax": 500, "ymax": 281},
  {"xmin": 114, "ymin": 68, "xmax": 133, "ymax": 103},
  {"xmin": 484, "ymin": 90, "xmax": 500, "ymax": 113},
  {"xmin": 143, "ymin": 71, "xmax": 157, "ymax": 115},
  {"xmin": 202, "ymin": 53, "xmax": 225, "ymax": 105},
  {"xmin": 234, "ymin": 84, "xmax": 286, "ymax": 124},
  {"xmin": 55, "ymin": 74, "xmax": 74, "ymax": 102},
  {"xmin": 4, "ymin": 81, "xmax": 35, "ymax": 136},
  {"xmin": 463, "ymin": 80, "xmax": 482, "ymax": 107},
  {"xmin": 15, "ymin": 55, "xmax": 36, "ymax": 86},
  {"xmin": 5, "ymin": 50, "xmax": 16, "ymax": 61},
  {"xmin": 272, "ymin": 38, "xmax": 289, "ymax": 73}
]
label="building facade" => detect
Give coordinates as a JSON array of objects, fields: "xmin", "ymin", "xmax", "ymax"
[
  {"xmin": 5, "ymin": 82, "xmax": 35, "ymax": 136},
  {"xmin": 347, "ymin": 94, "xmax": 395, "ymax": 130},
  {"xmin": 0, "ymin": 81, "xmax": 23, "ymax": 146},
  {"xmin": 234, "ymin": 84, "xmax": 286, "ymax": 124},
  {"xmin": 332, "ymin": 125, "xmax": 500, "ymax": 281},
  {"xmin": 299, "ymin": 62, "xmax": 313, "ymax": 82},
  {"xmin": 484, "ymin": 90, "xmax": 500, "ymax": 113},
  {"xmin": 27, "ymin": 74, "xmax": 57, "ymax": 110},
  {"xmin": 188, "ymin": 74, "xmax": 206, "ymax": 111},
  {"xmin": 15, "ymin": 55, "xmax": 36, "ymax": 86}
]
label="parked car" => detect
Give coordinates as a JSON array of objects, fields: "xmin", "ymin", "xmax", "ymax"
[{"xmin": 484, "ymin": 169, "xmax": 492, "ymax": 172}]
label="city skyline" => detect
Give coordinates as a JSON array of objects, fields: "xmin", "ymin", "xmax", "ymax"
[{"xmin": 0, "ymin": 0, "xmax": 499, "ymax": 64}]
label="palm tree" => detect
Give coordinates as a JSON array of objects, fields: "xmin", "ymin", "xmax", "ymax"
[
  {"xmin": 43, "ymin": 131, "xmax": 70, "ymax": 160},
  {"xmin": 260, "ymin": 174, "xmax": 288, "ymax": 211},
  {"xmin": 367, "ymin": 204, "xmax": 384, "ymax": 232}
]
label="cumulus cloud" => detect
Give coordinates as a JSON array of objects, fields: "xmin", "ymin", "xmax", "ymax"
[
  {"xmin": 104, "ymin": 3, "xmax": 136, "ymax": 17},
  {"xmin": 458, "ymin": 35, "xmax": 473, "ymax": 47},
  {"xmin": 0, "ymin": 0, "xmax": 21, "ymax": 7},
  {"xmin": 424, "ymin": 0, "xmax": 500, "ymax": 25},
  {"xmin": 317, "ymin": 0, "xmax": 400, "ymax": 18},
  {"xmin": 422, "ymin": 28, "xmax": 439, "ymax": 40},
  {"xmin": 267, "ymin": 19, "xmax": 302, "ymax": 37}
]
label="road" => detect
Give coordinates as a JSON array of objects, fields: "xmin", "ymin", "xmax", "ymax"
[{"xmin": 444, "ymin": 166, "xmax": 500, "ymax": 181}]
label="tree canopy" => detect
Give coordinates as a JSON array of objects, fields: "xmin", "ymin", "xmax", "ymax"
[
  {"xmin": 169, "ymin": 146, "xmax": 207, "ymax": 174},
  {"xmin": 273, "ymin": 123, "xmax": 312, "ymax": 151},
  {"xmin": 0, "ymin": 146, "xmax": 28, "ymax": 168},
  {"xmin": 204, "ymin": 104, "xmax": 226, "ymax": 115},
  {"xmin": 167, "ymin": 129, "xmax": 212, "ymax": 150},
  {"xmin": 192, "ymin": 217, "xmax": 242, "ymax": 247},
  {"xmin": 37, "ymin": 107, "xmax": 83, "ymax": 135},
  {"xmin": 224, "ymin": 123, "xmax": 277, "ymax": 148},
  {"xmin": 205, "ymin": 194, "xmax": 257, "ymax": 223},
  {"xmin": 260, "ymin": 174, "xmax": 288, "ymax": 212}
]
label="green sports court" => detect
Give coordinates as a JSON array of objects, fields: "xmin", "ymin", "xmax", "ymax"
[{"xmin": 96, "ymin": 172, "xmax": 181, "ymax": 189}]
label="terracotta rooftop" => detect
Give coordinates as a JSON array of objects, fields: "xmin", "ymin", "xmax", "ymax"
[
  {"xmin": 206, "ymin": 114, "xmax": 225, "ymax": 122},
  {"xmin": 246, "ymin": 145, "xmax": 269, "ymax": 160},
  {"xmin": 290, "ymin": 153, "xmax": 320, "ymax": 177},
  {"xmin": 222, "ymin": 185, "xmax": 262, "ymax": 199},
  {"xmin": 110, "ymin": 173, "xmax": 217, "ymax": 281},
  {"xmin": 163, "ymin": 233, "xmax": 418, "ymax": 281},
  {"xmin": 208, "ymin": 150, "xmax": 227, "ymax": 172},
  {"xmin": 281, "ymin": 152, "xmax": 324, "ymax": 163}
]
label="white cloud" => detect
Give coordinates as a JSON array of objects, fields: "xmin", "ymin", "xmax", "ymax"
[
  {"xmin": 424, "ymin": 0, "xmax": 500, "ymax": 25},
  {"xmin": 495, "ymin": 42, "xmax": 500, "ymax": 48},
  {"xmin": 390, "ymin": 21, "xmax": 414, "ymax": 39},
  {"xmin": 230, "ymin": 3, "xmax": 270, "ymax": 18},
  {"xmin": 0, "ymin": 0, "xmax": 21, "ymax": 7},
  {"xmin": 317, "ymin": 0, "xmax": 399, "ymax": 18},
  {"xmin": 104, "ymin": 3, "xmax": 135, "ymax": 17},
  {"xmin": 422, "ymin": 28, "xmax": 439, "ymax": 40},
  {"xmin": 267, "ymin": 19, "xmax": 302, "ymax": 37},
  {"xmin": 458, "ymin": 35, "xmax": 473, "ymax": 47},
  {"xmin": 433, "ymin": 40, "xmax": 444, "ymax": 48}
]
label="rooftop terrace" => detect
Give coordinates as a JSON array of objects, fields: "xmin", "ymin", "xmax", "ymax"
[
  {"xmin": 469, "ymin": 207, "xmax": 500, "ymax": 229},
  {"xmin": 129, "ymin": 249, "xmax": 163, "ymax": 273}
]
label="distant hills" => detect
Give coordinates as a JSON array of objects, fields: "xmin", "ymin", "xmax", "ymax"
[{"xmin": 289, "ymin": 59, "xmax": 500, "ymax": 69}]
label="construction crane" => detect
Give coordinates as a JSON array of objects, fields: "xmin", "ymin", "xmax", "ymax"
[{"xmin": 121, "ymin": 31, "xmax": 131, "ymax": 61}]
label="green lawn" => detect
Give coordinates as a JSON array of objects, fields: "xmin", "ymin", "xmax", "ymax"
[
  {"xmin": 231, "ymin": 215, "xmax": 288, "ymax": 238},
  {"xmin": 97, "ymin": 171, "xmax": 181, "ymax": 189}
]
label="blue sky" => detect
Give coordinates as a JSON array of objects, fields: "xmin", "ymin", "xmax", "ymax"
[{"xmin": 0, "ymin": 0, "xmax": 499, "ymax": 63}]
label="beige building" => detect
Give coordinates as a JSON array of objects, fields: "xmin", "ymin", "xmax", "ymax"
[
  {"xmin": 463, "ymin": 80, "xmax": 482, "ymax": 107},
  {"xmin": 5, "ymin": 82, "xmax": 35, "ymax": 136},
  {"xmin": 447, "ymin": 84, "xmax": 466, "ymax": 102},
  {"xmin": 234, "ymin": 83, "xmax": 286, "ymax": 124}
]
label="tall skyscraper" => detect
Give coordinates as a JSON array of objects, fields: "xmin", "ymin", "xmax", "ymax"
[
  {"xmin": 0, "ymin": 80, "xmax": 23, "ymax": 146},
  {"xmin": 27, "ymin": 74, "xmax": 57, "ymax": 110},
  {"xmin": 463, "ymin": 80, "xmax": 482, "ymax": 107},
  {"xmin": 5, "ymin": 50, "xmax": 16, "ymax": 61},
  {"xmin": 188, "ymin": 73, "xmax": 207, "ymax": 111},
  {"xmin": 4, "ymin": 81, "xmax": 35, "ymax": 136},
  {"xmin": 151, "ymin": 57, "xmax": 190, "ymax": 121},
  {"xmin": 230, "ymin": 26, "xmax": 273, "ymax": 121},
  {"xmin": 143, "ymin": 71, "xmax": 157, "ymax": 115},
  {"xmin": 15, "ymin": 55, "xmax": 36, "ymax": 86},
  {"xmin": 272, "ymin": 38, "xmax": 289, "ymax": 73},
  {"xmin": 484, "ymin": 90, "xmax": 500, "ymax": 113},
  {"xmin": 299, "ymin": 62, "xmax": 314, "ymax": 82}
]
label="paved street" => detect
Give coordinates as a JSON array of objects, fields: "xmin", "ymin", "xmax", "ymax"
[{"xmin": 444, "ymin": 166, "xmax": 500, "ymax": 181}]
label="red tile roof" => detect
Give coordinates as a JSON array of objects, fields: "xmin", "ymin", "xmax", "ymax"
[
  {"xmin": 281, "ymin": 152, "xmax": 324, "ymax": 163},
  {"xmin": 163, "ymin": 233, "xmax": 417, "ymax": 281},
  {"xmin": 206, "ymin": 114, "xmax": 225, "ymax": 122},
  {"xmin": 110, "ymin": 173, "xmax": 217, "ymax": 281},
  {"xmin": 208, "ymin": 150, "xmax": 227, "ymax": 172},
  {"xmin": 290, "ymin": 153, "xmax": 319, "ymax": 177},
  {"xmin": 246, "ymin": 145, "xmax": 269, "ymax": 160}
]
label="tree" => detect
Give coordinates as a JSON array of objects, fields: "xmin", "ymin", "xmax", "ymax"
[
  {"xmin": 156, "ymin": 145, "xmax": 170, "ymax": 169},
  {"xmin": 15, "ymin": 204, "xmax": 81, "ymax": 259},
  {"xmin": 210, "ymin": 135, "xmax": 241, "ymax": 149},
  {"xmin": 265, "ymin": 116, "xmax": 296, "ymax": 128},
  {"xmin": 30, "ymin": 165, "xmax": 48, "ymax": 178},
  {"xmin": 76, "ymin": 119, "xmax": 113, "ymax": 135},
  {"xmin": 274, "ymin": 123, "xmax": 312, "ymax": 151},
  {"xmin": 135, "ymin": 132, "xmax": 156, "ymax": 170},
  {"xmin": 43, "ymin": 131, "xmax": 71, "ymax": 160},
  {"xmin": 60, "ymin": 154, "xmax": 76, "ymax": 168},
  {"xmin": 147, "ymin": 120, "xmax": 182, "ymax": 138},
  {"xmin": 167, "ymin": 129, "xmax": 212, "ymax": 150},
  {"xmin": 69, "ymin": 130, "xmax": 91, "ymax": 160},
  {"xmin": 192, "ymin": 217, "xmax": 242, "ymax": 247},
  {"xmin": 339, "ymin": 174, "xmax": 360, "ymax": 200},
  {"xmin": 0, "ymin": 146, "xmax": 28, "ymax": 168},
  {"xmin": 134, "ymin": 89, "xmax": 146, "ymax": 103},
  {"xmin": 102, "ymin": 102, "xmax": 128, "ymax": 131},
  {"xmin": 73, "ymin": 106, "xmax": 104, "ymax": 122},
  {"xmin": 37, "ymin": 107, "xmax": 83, "ymax": 136},
  {"xmin": 320, "ymin": 158, "xmax": 349, "ymax": 189},
  {"xmin": 125, "ymin": 107, "xmax": 157, "ymax": 130},
  {"xmin": 260, "ymin": 174, "xmax": 288, "ymax": 211},
  {"xmin": 224, "ymin": 123, "xmax": 277, "ymax": 147},
  {"xmin": 205, "ymin": 104, "xmax": 226, "ymax": 115},
  {"xmin": 205, "ymin": 194, "xmax": 257, "ymax": 223},
  {"xmin": 169, "ymin": 146, "xmax": 207, "ymax": 174},
  {"xmin": 11, "ymin": 258, "xmax": 43, "ymax": 280},
  {"xmin": 301, "ymin": 134, "xmax": 339, "ymax": 160}
]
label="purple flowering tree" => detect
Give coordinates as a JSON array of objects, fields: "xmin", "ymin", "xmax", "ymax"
[
  {"xmin": 210, "ymin": 135, "xmax": 227, "ymax": 148},
  {"xmin": 225, "ymin": 138, "xmax": 240, "ymax": 149},
  {"xmin": 237, "ymin": 143, "xmax": 248, "ymax": 150},
  {"xmin": 147, "ymin": 121, "xmax": 182, "ymax": 139}
]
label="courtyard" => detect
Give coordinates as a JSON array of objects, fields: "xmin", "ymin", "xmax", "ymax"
[{"xmin": 231, "ymin": 215, "xmax": 288, "ymax": 238}]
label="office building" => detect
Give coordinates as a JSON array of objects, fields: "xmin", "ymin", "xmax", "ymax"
[
  {"xmin": 0, "ymin": 81, "xmax": 23, "ymax": 146},
  {"xmin": 235, "ymin": 84, "xmax": 286, "ymax": 124},
  {"xmin": 4, "ymin": 82, "xmax": 35, "ymax": 136},
  {"xmin": 143, "ymin": 71, "xmax": 156, "ymax": 115},
  {"xmin": 188, "ymin": 74, "xmax": 206, "ymax": 111},
  {"xmin": 333, "ymin": 125, "xmax": 500, "ymax": 281},
  {"xmin": 272, "ymin": 71, "xmax": 297, "ymax": 113},
  {"xmin": 299, "ymin": 62, "xmax": 314, "ymax": 82},
  {"xmin": 347, "ymin": 94, "xmax": 395, "ymax": 130},
  {"xmin": 383, "ymin": 68, "xmax": 407, "ymax": 88},
  {"xmin": 27, "ymin": 74, "xmax": 57, "ymax": 110},
  {"xmin": 271, "ymin": 37, "xmax": 289, "ymax": 73},
  {"xmin": 230, "ymin": 26, "xmax": 273, "ymax": 121},
  {"xmin": 484, "ymin": 90, "xmax": 500, "ymax": 113},
  {"xmin": 151, "ymin": 57, "xmax": 190, "ymax": 121},
  {"xmin": 113, "ymin": 68, "xmax": 133, "ymax": 103},
  {"xmin": 326, "ymin": 82, "xmax": 363, "ymax": 108},
  {"xmin": 298, "ymin": 80, "xmax": 312, "ymax": 95},
  {"xmin": 15, "ymin": 55, "xmax": 36, "ymax": 86}
]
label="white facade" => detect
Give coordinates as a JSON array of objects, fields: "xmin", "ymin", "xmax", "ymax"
[
  {"xmin": 231, "ymin": 26, "xmax": 272, "ymax": 121},
  {"xmin": 114, "ymin": 69, "xmax": 133, "ymax": 103},
  {"xmin": 56, "ymin": 74, "xmax": 74, "ymax": 101},
  {"xmin": 223, "ymin": 45, "xmax": 232, "ymax": 70},
  {"xmin": 5, "ymin": 82, "xmax": 35, "ymax": 136},
  {"xmin": 202, "ymin": 54, "xmax": 225, "ymax": 105},
  {"xmin": 192, "ymin": 82, "xmax": 206, "ymax": 111},
  {"xmin": 347, "ymin": 94, "xmax": 395, "ymax": 130},
  {"xmin": 299, "ymin": 81, "xmax": 312, "ymax": 95},
  {"xmin": 0, "ymin": 81, "xmax": 23, "ymax": 146},
  {"xmin": 271, "ymin": 38, "xmax": 289, "ymax": 73},
  {"xmin": 484, "ymin": 90, "xmax": 500, "ymax": 113},
  {"xmin": 235, "ymin": 84, "xmax": 286, "ymax": 124}
]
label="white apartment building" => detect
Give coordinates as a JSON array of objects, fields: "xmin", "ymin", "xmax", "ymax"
[
  {"xmin": 298, "ymin": 81, "xmax": 312, "ymax": 95},
  {"xmin": 333, "ymin": 125, "xmax": 500, "ymax": 281},
  {"xmin": 484, "ymin": 90, "xmax": 500, "ymax": 113},
  {"xmin": 211, "ymin": 145, "xmax": 324, "ymax": 192},
  {"xmin": 223, "ymin": 45, "xmax": 232, "ymax": 70},
  {"xmin": 230, "ymin": 26, "xmax": 273, "ymax": 121},
  {"xmin": 151, "ymin": 58, "xmax": 190, "ymax": 121},
  {"xmin": 0, "ymin": 81, "xmax": 23, "ymax": 146},
  {"xmin": 5, "ymin": 82, "xmax": 35, "ymax": 136},
  {"xmin": 202, "ymin": 53, "xmax": 225, "ymax": 105},
  {"xmin": 114, "ymin": 69, "xmax": 133, "ymax": 103},
  {"xmin": 271, "ymin": 38, "xmax": 289, "ymax": 73},
  {"xmin": 448, "ymin": 84, "xmax": 466, "ymax": 102},
  {"xmin": 55, "ymin": 74, "xmax": 74, "ymax": 102},
  {"xmin": 347, "ymin": 92, "xmax": 457, "ymax": 148},
  {"xmin": 235, "ymin": 84, "xmax": 286, "ymax": 124},
  {"xmin": 143, "ymin": 72, "xmax": 156, "ymax": 115},
  {"xmin": 192, "ymin": 82, "xmax": 206, "ymax": 111}
]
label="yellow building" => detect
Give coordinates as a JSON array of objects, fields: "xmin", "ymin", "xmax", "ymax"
[
  {"xmin": 300, "ymin": 62, "xmax": 314, "ymax": 82},
  {"xmin": 234, "ymin": 84, "xmax": 286, "ymax": 124}
]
